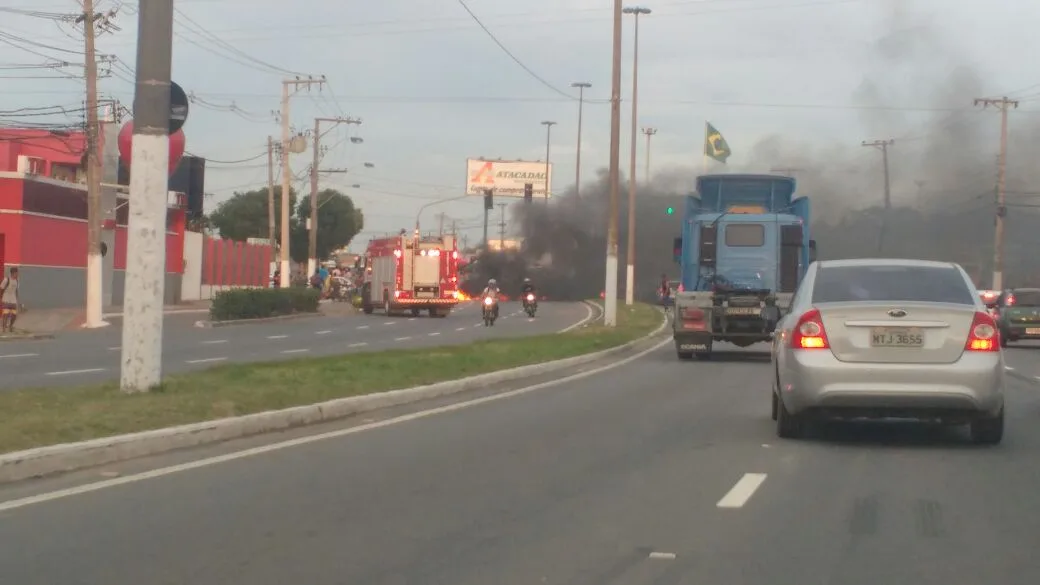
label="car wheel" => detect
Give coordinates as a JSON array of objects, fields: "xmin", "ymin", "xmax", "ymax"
[
  {"xmin": 970, "ymin": 407, "xmax": 1004, "ymax": 445},
  {"xmin": 776, "ymin": 396, "xmax": 804, "ymax": 439},
  {"xmin": 771, "ymin": 390, "xmax": 779, "ymax": 421}
]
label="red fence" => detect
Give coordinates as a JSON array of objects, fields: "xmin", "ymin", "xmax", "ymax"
[{"xmin": 201, "ymin": 236, "xmax": 272, "ymax": 286}]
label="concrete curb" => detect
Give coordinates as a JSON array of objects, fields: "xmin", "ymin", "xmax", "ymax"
[
  {"xmin": 0, "ymin": 333, "xmax": 55, "ymax": 342},
  {"xmin": 194, "ymin": 311, "xmax": 322, "ymax": 328},
  {"xmin": 0, "ymin": 302, "xmax": 667, "ymax": 484}
]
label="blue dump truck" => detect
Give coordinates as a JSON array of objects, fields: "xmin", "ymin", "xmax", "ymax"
[{"xmin": 672, "ymin": 174, "xmax": 817, "ymax": 360}]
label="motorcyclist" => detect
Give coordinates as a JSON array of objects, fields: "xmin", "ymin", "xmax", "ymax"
[
  {"xmin": 520, "ymin": 278, "xmax": 537, "ymax": 307},
  {"xmin": 481, "ymin": 278, "xmax": 500, "ymax": 319}
]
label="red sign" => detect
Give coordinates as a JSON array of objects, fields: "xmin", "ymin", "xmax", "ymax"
[{"xmin": 117, "ymin": 120, "xmax": 185, "ymax": 176}]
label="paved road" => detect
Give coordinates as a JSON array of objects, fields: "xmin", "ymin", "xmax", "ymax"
[
  {"xmin": 4, "ymin": 339, "xmax": 1040, "ymax": 584},
  {"xmin": 0, "ymin": 301, "xmax": 592, "ymax": 389}
]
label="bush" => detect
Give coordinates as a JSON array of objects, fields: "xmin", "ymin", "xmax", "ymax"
[{"xmin": 209, "ymin": 287, "xmax": 321, "ymax": 321}]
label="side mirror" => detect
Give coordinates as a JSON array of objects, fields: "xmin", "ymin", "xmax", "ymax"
[{"xmin": 808, "ymin": 239, "xmax": 817, "ymax": 263}]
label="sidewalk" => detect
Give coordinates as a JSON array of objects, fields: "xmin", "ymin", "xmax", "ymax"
[{"xmin": 13, "ymin": 300, "xmax": 212, "ymax": 334}]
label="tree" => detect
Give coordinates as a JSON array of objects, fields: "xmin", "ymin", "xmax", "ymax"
[
  {"xmin": 291, "ymin": 189, "xmax": 364, "ymax": 263},
  {"xmin": 208, "ymin": 187, "xmax": 298, "ymax": 242}
]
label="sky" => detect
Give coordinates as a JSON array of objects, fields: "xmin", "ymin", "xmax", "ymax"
[{"xmin": 2, "ymin": 0, "xmax": 1039, "ymax": 252}]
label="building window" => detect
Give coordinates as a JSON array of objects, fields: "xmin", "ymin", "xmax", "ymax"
[{"xmin": 50, "ymin": 163, "xmax": 80, "ymax": 183}]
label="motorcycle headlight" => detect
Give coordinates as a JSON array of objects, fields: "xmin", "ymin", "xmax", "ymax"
[
  {"xmin": 484, "ymin": 297, "xmax": 493, "ymax": 305},
  {"xmin": 526, "ymin": 294, "xmax": 534, "ymax": 301}
]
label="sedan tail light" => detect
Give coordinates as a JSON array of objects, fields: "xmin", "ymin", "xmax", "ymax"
[
  {"xmin": 790, "ymin": 308, "xmax": 829, "ymax": 349},
  {"xmin": 965, "ymin": 311, "xmax": 999, "ymax": 352}
]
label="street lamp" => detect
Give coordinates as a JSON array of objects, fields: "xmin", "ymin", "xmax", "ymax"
[
  {"xmin": 540, "ymin": 120, "xmax": 556, "ymax": 203},
  {"xmin": 604, "ymin": 0, "xmax": 623, "ymax": 327},
  {"xmin": 570, "ymin": 82, "xmax": 591, "ymax": 198},
  {"xmin": 623, "ymin": 5, "xmax": 650, "ymax": 307}
]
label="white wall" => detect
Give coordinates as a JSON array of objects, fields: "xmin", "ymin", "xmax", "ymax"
[{"xmin": 181, "ymin": 231, "xmax": 203, "ymax": 301}]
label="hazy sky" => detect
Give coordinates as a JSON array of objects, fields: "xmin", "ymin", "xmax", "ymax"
[{"xmin": 2, "ymin": 0, "xmax": 1038, "ymax": 250}]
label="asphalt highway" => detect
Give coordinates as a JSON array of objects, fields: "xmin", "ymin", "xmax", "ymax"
[
  {"xmin": 3, "ymin": 338, "xmax": 1040, "ymax": 584},
  {"xmin": 0, "ymin": 300, "xmax": 592, "ymax": 389}
]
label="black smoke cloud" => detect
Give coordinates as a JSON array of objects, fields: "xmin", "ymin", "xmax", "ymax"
[{"xmin": 466, "ymin": 1, "xmax": 1040, "ymax": 297}]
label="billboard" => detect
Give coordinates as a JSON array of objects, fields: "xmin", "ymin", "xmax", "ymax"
[{"xmin": 466, "ymin": 158, "xmax": 553, "ymax": 198}]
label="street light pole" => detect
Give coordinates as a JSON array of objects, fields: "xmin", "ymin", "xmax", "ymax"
[
  {"xmin": 604, "ymin": 0, "xmax": 623, "ymax": 326},
  {"xmin": 623, "ymin": 6, "xmax": 650, "ymax": 306},
  {"xmin": 541, "ymin": 120, "xmax": 556, "ymax": 203},
  {"xmin": 642, "ymin": 127, "xmax": 656, "ymax": 181},
  {"xmin": 570, "ymin": 82, "xmax": 591, "ymax": 198}
]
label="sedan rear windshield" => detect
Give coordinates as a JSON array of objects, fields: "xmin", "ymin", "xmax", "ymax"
[
  {"xmin": 812, "ymin": 265, "xmax": 974, "ymax": 305},
  {"xmin": 1012, "ymin": 290, "xmax": 1040, "ymax": 306}
]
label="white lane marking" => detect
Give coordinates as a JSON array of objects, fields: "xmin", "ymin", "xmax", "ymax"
[
  {"xmin": 428, "ymin": 332, "xmax": 440, "ymax": 336},
  {"xmin": 347, "ymin": 342, "xmax": 368, "ymax": 348},
  {"xmin": 717, "ymin": 473, "xmax": 768, "ymax": 509},
  {"xmin": 186, "ymin": 357, "xmax": 227, "ymax": 364},
  {"xmin": 383, "ymin": 322, "xmax": 395, "ymax": 326},
  {"xmin": 648, "ymin": 552, "xmax": 677, "ymax": 560},
  {"xmin": 107, "ymin": 346, "xmax": 120, "ymax": 351},
  {"xmin": 45, "ymin": 368, "xmax": 105, "ymax": 376},
  {"xmin": 315, "ymin": 330, "xmax": 331, "ymax": 335},
  {"xmin": 473, "ymin": 323, "xmax": 481, "ymax": 328},
  {"xmin": 0, "ymin": 337, "xmax": 672, "ymax": 513},
  {"xmin": 1005, "ymin": 366, "xmax": 1014, "ymax": 371},
  {"xmin": 281, "ymin": 349, "xmax": 309, "ymax": 354},
  {"xmin": 201, "ymin": 340, "xmax": 228, "ymax": 345},
  {"xmin": 408, "ymin": 318, "xmax": 416, "ymax": 321},
  {"xmin": 356, "ymin": 325, "xmax": 369, "ymax": 330},
  {"xmin": 266, "ymin": 335, "xmax": 287, "ymax": 340},
  {"xmin": 394, "ymin": 336, "xmax": 412, "ymax": 341},
  {"xmin": 456, "ymin": 327, "xmax": 466, "ymax": 331},
  {"xmin": 0, "ymin": 353, "xmax": 38, "ymax": 359},
  {"xmin": 558, "ymin": 301, "xmax": 596, "ymax": 333}
]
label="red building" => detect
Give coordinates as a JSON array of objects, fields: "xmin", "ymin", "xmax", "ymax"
[{"xmin": 0, "ymin": 127, "xmax": 187, "ymax": 309}]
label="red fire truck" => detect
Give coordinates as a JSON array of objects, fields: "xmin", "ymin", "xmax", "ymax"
[{"xmin": 359, "ymin": 232, "xmax": 461, "ymax": 317}]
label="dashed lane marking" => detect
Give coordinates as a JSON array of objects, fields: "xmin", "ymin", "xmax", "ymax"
[
  {"xmin": 266, "ymin": 335, "xmax": 288, "ymax": 340},
  {"xmin": 316, "ymin": 330, "xmax": 331, "ymax": 335},
  {"xmin": 717, "ymin": 473, "xmax": 768, "ymax": 509},
  {"xmin": 356, "ymin": 325, "xmax": 369, "ymax": 330},
  {"xmin": 348, "ymin": 342, "xmax": 368, "ymax": 348},
  {"xmin": 201, "ymin": 340, "xmax": 228, "ymax": 345},
  {"xmin": 186, "ymin": 357, "xmax": 227, "ymax": 364},
  {"xmin": 0, "ymin": 353, "xmax": 38, "ymax": 359},
  {"xmin": 281, "ymin": 349, "xmax": 309, "ymax": 354},
  {"xmin": 394, "ymin": 337, "xmax": 412, "ymax": 341},
  {"xmin": 428, "ymin": 332, "xmax": 440, "ymax": 336},
  {"xmin": 45, "ymin": 368, "xmax": 105, "ymax": 376}
]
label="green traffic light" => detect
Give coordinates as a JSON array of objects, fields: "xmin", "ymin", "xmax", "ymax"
[{"xmin": 666, "ymin": 207, "xmax": 674, "ymax": 215}]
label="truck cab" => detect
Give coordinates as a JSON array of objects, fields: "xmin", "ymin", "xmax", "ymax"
[{"xmin": 672, "ymin": 174, "xmax": 816, "ymax": 360}]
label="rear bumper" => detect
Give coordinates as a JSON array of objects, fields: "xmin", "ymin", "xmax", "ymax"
[
  {"xmin": 780, "ymin": 350, "xmax": 1005, "ymax": 418},
  {"xmin": 1002, "ymin": 323, "xmax": 1040, "ymax": 339},
  {"xmin": 392, "ymin": 298, "xmax": 458, "ymax": 307}
]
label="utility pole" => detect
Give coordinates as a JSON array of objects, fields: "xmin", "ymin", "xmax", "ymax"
[
  {"xmin": 120, "ymin": 0, "xmax": 172, "ymax": 392},
  {"xmin": 497, "ymin": 203, "xmax": 508, "ymax": 251},
  {"xmin": 571, "ymin": 82, "xmax": 591, "ymax": 198},
  {"xmin": 642, "ymin": 127, "xmax": 656, "ymax": 181},
  {"xmin": 541, "ymin": 121, "xmax": 556, "ymax": 203},
  {"xmin": 279, "ymin": 76, "xmax": 325, "ymax": 287},
  {"xmin": 623, "ymin": 6, "xmax": 650, "ymax": 306},
  {"xmin": 604, "ymin": 0, "xmax": 623, "ymax": 326},
  {"xmin": 975, "ymin": 96, "xmax": 1019, "ymax": 290},
  {"xmin": 861, "ymin": 139, "xmax": 894, "ymax": 255},
  {"xmin": 80, "ymin": 0, "xmax": 106, "ymax": 329},
  {"xmin": 267, "ymin": 136, "xmax": 276, "ymax": 248},
  {"xmin": 436, "ymin": 213, "xmax": 446, "ymax": 236},
  {"xmin": 309, "ymin": 115, "xmax": 361, "ymax": 276}
]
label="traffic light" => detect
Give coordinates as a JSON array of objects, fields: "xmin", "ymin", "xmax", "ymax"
[
  {"xmin": 523, "ymin": 182, "xmax": 533, "ymax": 203},
  {"xmin": 483, "ymin": 189, "xmax": 493, "ymax": 210},
  {"xmin": 666, "ymin": 206, "xmax": 674, "ymax": 215}
]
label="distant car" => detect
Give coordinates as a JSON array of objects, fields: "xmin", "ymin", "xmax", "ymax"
[
  {"xmin": 771, "ymin": 259, "xmax": 1005, "ymax": 444},
  {"xmin": 996, "ymin": 287, "xmax": 1040, "ymax": 347}
]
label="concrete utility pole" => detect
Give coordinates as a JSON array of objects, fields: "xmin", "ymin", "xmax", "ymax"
[
  {"xmin": 623, "ymin": 6, "xmax": 650, "ymax": 306},
  {"xmin": 120, "ymin": 0, "xmax": 173, "ymax": 392},
  {"xmin": 571, "ymin": 82, "xmax": 591, "ymax": 198},
  {"xmin": 975, "ymin": 96, "xmax": 1019, "ymax": 290},
  {"xmin": 81, "ymin": 0, "xmax": 106, "ymax": 329},
  {"xmin": 642, "ymin": 127, "xmax": 656, "ymax": 181},
  {"xmin": 279, "ymin": 76, "xmax": 325, "ymax": 287},
  {"xmin": 309, "ymin": 116, "xmax": 361, "ymax": 276},
  {"xmin": 541, "ymin": 120, "xmax": 556, "ymax": 203},
  {"xmin": 861, "ymin": 139, "xmax": 894, "ymax": 255},
  {"xmin": 267, "ymin": 136, "xmax": 276, "ymax": 247},
  {"xmin": 498, "ymin": 203, "xmax": 508, "ymax": 250},
  {"xmin": 604, "ymin": 0, "xmax": 623, "ymax": 326}
]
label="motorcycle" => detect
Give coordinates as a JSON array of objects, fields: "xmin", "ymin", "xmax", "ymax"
[
  {"xmin": 482, "ymin": 296, "xmax": 498, "ymax": 326},
  {"xmin": 523, "ymin": 292, "xmax": 537, "ymax": 317}
]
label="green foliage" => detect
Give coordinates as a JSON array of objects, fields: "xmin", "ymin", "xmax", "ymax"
[
  {"xmin": 291, "ymin": 189, "xmax": 364, "ymax": 263},
  {"xmin": 209, "ymin": 287, "xmax": 321, "ymax": 321},
  {"xmin": 208, "ymin": 187, "xmax": 298, "ymax": 242}
]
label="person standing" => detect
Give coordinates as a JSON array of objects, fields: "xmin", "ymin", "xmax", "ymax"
[{"xmin": 1, "ymin": 267, "xmax": 21, "ymax": 333}]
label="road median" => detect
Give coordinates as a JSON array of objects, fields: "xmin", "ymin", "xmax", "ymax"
[{"xmin": 0, "ymin": 301, "xmax": 664, "ymax": 483}]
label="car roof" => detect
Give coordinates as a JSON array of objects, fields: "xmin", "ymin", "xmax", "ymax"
[{"xmin": 816, "ymin": 258, "xmax": 959, "ymax": 270}]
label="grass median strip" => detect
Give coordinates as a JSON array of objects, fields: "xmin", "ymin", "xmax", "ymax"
[{"xmin": 0, "ymin": 302, "xmax": 662, "ymax": 454}]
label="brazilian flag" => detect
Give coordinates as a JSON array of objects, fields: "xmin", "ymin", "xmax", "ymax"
[{"xmin": 704, "ymin": 122, "xmax": 731, "ymax": 163}]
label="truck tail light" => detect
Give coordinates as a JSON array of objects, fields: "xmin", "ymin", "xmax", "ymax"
[
  {"xmin": 965, "ymin": 311, "xmax": 999, "ymax": 352},
  {"xmin": 790, "ymin": 308, "xmax": 829, "ymax": 349},
  {"xmin": 680, "ymin": 307, "xmax": 704, "ymax": 321}
]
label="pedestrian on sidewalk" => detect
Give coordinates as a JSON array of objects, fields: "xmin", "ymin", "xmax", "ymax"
[{"xmin": 1, "ymin": 267, "xmax": 21, "ymax": 333}]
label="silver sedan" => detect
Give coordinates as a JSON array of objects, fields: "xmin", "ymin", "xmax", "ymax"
[{"xmin": 770, "ymin": 259, "xmax": 1005, "ymax": 444}]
